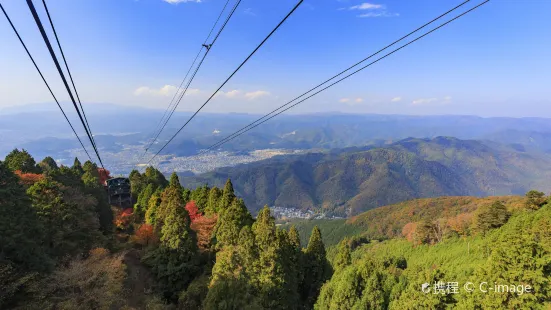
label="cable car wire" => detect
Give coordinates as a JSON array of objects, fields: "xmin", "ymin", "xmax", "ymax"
[
  {"xmin": 26, "ymin": 0, "xmax": 105, "ymax": 168},
  {"xmin": 141, "ymin": 0, "xmax": 234, "ymax": 159},
  {"xmin": 0, "ymin": 2, "xmax": 94, "ymax": 162},
  {"xmin": 202, "ymin": 0, "xmax": 489, "ymax": 153},
  {"xmin": 203, "ymin": 0, "xmax": 474, "ymax": 152},
  {"xmin": 139, "ymin": 0, "xmax": 241, "ymax": 165},
  {"xmin": 147, "ymin": 0, "xmax": 305, "ymax": 164},
  {"xmin": 40, "ymin": 0, "xmax": 98, "ymax": 153}
]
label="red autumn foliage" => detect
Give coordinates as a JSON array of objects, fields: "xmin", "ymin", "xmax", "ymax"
[
  {"xmin": 115, "ymin": 208, "xmax": 134, "ymax": 230},
  {"xmin": 98, "ymin": 168, "xmax": 111, "ymax": 185},
  {"xmin": 447, "ymin": 213, "xmax": 473, "ymax": 236},
  {"xmin": 190, "ymin": 214, "xmax": 218, "ymax": 252},
  {"xmin": 132, "ymin": 224, "xmax": 158, "ymax": 247},
  {"xmin": 185, "ymin": 201, "xmax": 203, "ymax": 223},
  {"xmin": 14, "ymin": 170, "xmax": 44, "ymax": 186},
  {"xmin": 402, "ymin": 222, "xmax": 417, "ymax": 243}
]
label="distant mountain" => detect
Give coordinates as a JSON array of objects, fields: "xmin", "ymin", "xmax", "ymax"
[
  {"xmin": 8, "ymin": 106, "xmax": 551, "ymax": 159},
  {"xmin": 182, "ymin": 137, "xmax": 551, "ymax": 215}
]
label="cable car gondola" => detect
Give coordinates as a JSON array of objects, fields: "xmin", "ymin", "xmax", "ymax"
[{"xmin": 105, "ymin": 177, "xmax": 132, "ymax": 208}]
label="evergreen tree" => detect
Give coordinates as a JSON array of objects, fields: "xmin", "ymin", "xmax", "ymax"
[
  {"xmin": 0, "ymin": 161, "xmax": 50, "ymax": 271},
  {"xmin": 219, "ymin": 179, "xmax": 236, "ymax": 213},
  {"xmin": 145, "ymin": 189, "xmax": 162, "ymax": 225},
  {"xmin": 214, "ymin": 198, "xmax": 253, "ymax": 249},
  {"xmin": 38, "ymin": 156, "xmax": 58, "ymax": 172},
  {"xmin": 135, "ymin": 183, "xmax": 155, "ymax": 219},
  {"xmin": 144, "ymin": 166, "xmax": 168, "ymax": 188},
  {"xmin": 169, "ymin": 172, "xmax": 181, "ymax": 189},
  {"xmin": 72, "ymin": 157, "xmax": 84, "ymax": 176},
  {"xmin": 48, "ymin": 165, "xmax": 83, "ymax": 189},
  {"xmin": 4, "ymin": 149, "xmax": 40, "ymax": 173},
  {"xmin": 301, "ymin": 226, "xmax": 332, "ymax": 309},
  {"xmin": 333, "ymin": 238, "xmax": 352, "ymax": 272},
  {"xmin": 144, "ymin": 184, "xmax": 198, "ymax": 299},
  {"xmin": 206, "ymin": 187, "xmax": 222, "ymax": 215},
  {"xmin": 525, "ymin": 190, "xmax": 546, "ymax": 210},
  {"xmin": 251, "ymin": 206, "xmax": 296, "ymax": 309},
  {"xmin": 288, "ymin": 225, "xmax": 304, "ymax": 288},
  {"xmin": 129, "ymin": 169, "xmax": 144, "ymax": 201},
  {"xmin": 182, "ymin": 188, "xmax": 191, "ymax": 203},
  {"xmin": 81, "ymin": 168, "xmax": 113, "ymax": 234},
  {"xmin": 475, "ymin": 201, "xmax": 510, "ymax": 234},
  {"xmin": 27, "ymin": 178, "xmax": 102, "ymax": 260},
  {"xmin": 276, "ymin": 228, "xmax": 301, "ymax": 309},
  {"xmin": 289, "ymin": 225, "xmax": 302, "ymax": 250},
  {"xmin": 82, "ymin": 160, "xmax": 98, "ymax": 174},
  {"xmin": 190, "ymin": 184, "xmax": 210, "ymax": 212},
  {"xmin": 206, "ymin": 226, "xmax": 260, "ymax": 310}
]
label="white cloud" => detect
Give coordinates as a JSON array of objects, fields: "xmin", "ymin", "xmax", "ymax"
[
  {"xmin": 349, "ymin": 3, "xmax": 383, "ymax": 10},
  {"xmin": 163, "ymin": 0, "xmax": 201, "ymax": 4},
  {"xmin": 411, "ymin": 96, "xmax": 452, "ymax": 106},
  {"xmin": 225, "ymin": 90, "xmax": 241, "ymax": 98},
  {"xmin": 134, "ymin": 85, "xmax": 199, "ymax": 97},
  {"xmin": 245, "ymin": 90, "xmax": 270, "ymax": 100},
  {"xmin": 358, "ymin": 12, "xmax": 399, "ymax": 18},
  {"xmin": 339, "ymin": 97, "xmax": 364, "ymax": 106},
  {"xmin": 391, "ymin": 97, "xmax": 402, "ymax": 102}
]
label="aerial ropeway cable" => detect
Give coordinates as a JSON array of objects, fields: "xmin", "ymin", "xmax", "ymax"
[
  {"xmin": 146, "ymin": 0, "xmax": 305, "ymax": 165},
  {"xmin": 40, "ymin": 0, "xmax": 98, "ymax": 154},
  {"xmin": 26, "ymin": 0, "xmax": 105, "ymax": 169},
  {"xmin": 202, "ymin": 0, "xmax": 490, "ymax": 152},
  {"xmin": 138, "ymin": 0, "xmax": 241, "ymax": 165},
  {"xmin": 0, "ymin": 2, "xmax": 95, "ymax": 163}
]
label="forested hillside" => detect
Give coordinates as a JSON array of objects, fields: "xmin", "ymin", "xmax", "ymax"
[
  {"xmin": 0, "ymin": 149, "xmax": 331, "ymax": 309},
  {"xmin": 184, "ymin": 137, "xmax": 551, "ymax": 215},
  {"xmin": 2, "ymin": 148, "xmax": 551, "ymax": 309},
  {"xmin": 285, "ymin": 195, "xmax": 526, "ymax": 247}
]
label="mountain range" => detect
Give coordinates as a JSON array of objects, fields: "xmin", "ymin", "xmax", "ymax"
[{"xmin": 182, "ymin": 137, "xmax": 551, "ymax": 216}]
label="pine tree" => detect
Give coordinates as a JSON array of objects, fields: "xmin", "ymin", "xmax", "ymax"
[
  {"xmin": 214, "ymin": 198, "xmax": 253, "ymax": 249},
  {"xmin": 81, "ymin": 168, "xmax": 113, "ymax": 234},
  {"xmin": 82, "ymin": 160, "xmax": 98, "ymax": 175},
  {"xmin": 72, "ymin": 157, "xmax": 84, "ymax": 176},
  {"xmin": 38, "ymin": 156, "xmax": 58, "ymax": 172},
  {"xmin": 144, "ymin": 184, "xmax": 198, "ymax": 299},
  {"xmin": 190, "ymin": 184, "xmax": 210, "ymax": 212},
  {"xmin": 206, "ymin": 226, "xmax": 260, "ymax": 310},
  {"xmin": 27, "ymin": 178, "xmax": 102, "ymax": 260},
  {"xmin": 301, "ymin": 226, "xmax": 332, "ymax": 309},
  {"xmin": 4, "ymin": 149, "xmax": 40, "ymax": 173},
  {"xmin": 145, "ymin": 189, "xmax": 162, "ymax": 225},
  {"xmin": 129, "ymin": 169, "xmax": 144, "ymax": 201},
  {"xmin": 289, "ymin": 225, "xmax": 302, "ymax": 250},
  {"xmin": 333, "ymin": 238, "xmax": 352, "ymax": 272},
  {"xmin": 475, "ymin": 201, "xmax": 511, "ymax": 234},
  {"xmin": 0, "ymin": 161, "xmax": 50, "ymax": 271},
  {"xmin": 288, "ymin": 225, "xmax": 304, "ymax": 288},
  {"xmin": 135, "ymin": 183, "xmax": 155, "ymax": 219},
  {"xmin": 144, "ymin": 166, "xmax": 168, "ymax": 188},
  {"xmin": 219, "ymin": 179, "xmax": 236, "ymax": 213},
  {"xmin": 169, "ymin": 172, "xmax": 181, "ymax": 189},
  {"xmin": 251, "ymin": 206, "xmax": 295, "ymax": 309},
  {"xmin": 525, "ymin": 190, "xmax": 546, "ymax": 210},
  {"xmin": 206, "ymin": 187, "xmax": 222, "ymax": 215}
]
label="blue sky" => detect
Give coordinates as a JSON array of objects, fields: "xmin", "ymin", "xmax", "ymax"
[{"xmin": 1, "ymin": 0, "xmax": 550, "ymax": 117}]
